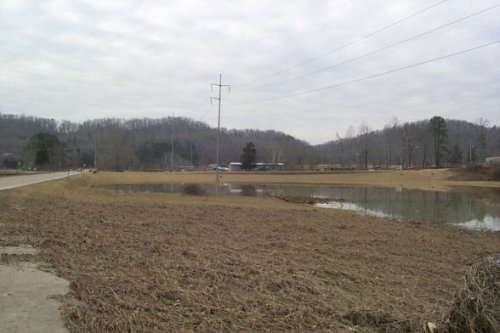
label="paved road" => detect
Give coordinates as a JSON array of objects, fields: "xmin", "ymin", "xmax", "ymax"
[{"xmin": 0, "ymin": 172, "xmax": 78, "ymax": 191}]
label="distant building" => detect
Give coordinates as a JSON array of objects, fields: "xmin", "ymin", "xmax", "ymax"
[
  {"xmin": 228, "ymin": 162, "xmax": 285, "ymax": 172},
  {"xmin": 207, "ymin": 164, "xmax": 228, "ymax": 171},
  {"xmin": 229, "ymin": 162, "xmax": 242, "ymax": 172},
  {"xmin": 255, "ymin": 162, "xmax": 284, "ymax": 171},
  {"xmin": 484, "ymin": 156, "xmax": 500, "ymax": 166}
]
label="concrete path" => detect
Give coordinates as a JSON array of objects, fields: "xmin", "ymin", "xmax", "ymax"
[
  {"xmin": 0, "ymin": 172, "xmax": 78, "ymax": 191},
  {"xmin": 1, "ymin": 173, "xmax": 77, "ymax": 332},
  {"xmin": 0, "ymin": 245, "xmax": 70, "ymax": 333},
  {"xmin": 0, "ymin": 261, "xmax": 70, "ymax": 333}
]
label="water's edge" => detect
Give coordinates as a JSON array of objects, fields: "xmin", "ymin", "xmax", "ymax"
[{"xmin": 97, "ymin": 183, "xmax": 500, "ymax": 231}]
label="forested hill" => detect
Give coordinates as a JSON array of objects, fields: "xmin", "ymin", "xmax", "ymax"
[
  {"xmin": 1, "ymin": 114, "xmax": 499, "ymax": 170},
  {"xmin": 315, "ymin": 119, "xmax": 500, "ymax": 169},
  {"xmin": 0, "ymin": 114, "xmax": 318, "ymax": 170}
]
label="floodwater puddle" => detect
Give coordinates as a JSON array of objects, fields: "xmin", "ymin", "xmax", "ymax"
[{"xmin": 98, "ymin": 183, "xmax": 500, "ymax": 231}]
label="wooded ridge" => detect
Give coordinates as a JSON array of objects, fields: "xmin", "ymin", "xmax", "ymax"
[{"xmin": 1, "ymin": 114, "xmax": 498, "ymax": 171}]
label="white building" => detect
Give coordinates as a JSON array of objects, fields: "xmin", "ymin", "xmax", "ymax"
[
  {"xmin": 229, "ymin": 162, "xmax": 242, "ymax": 172},
  {"xmin": 485, "ymin": 156, "xmax": 500, "ymax": 166}
]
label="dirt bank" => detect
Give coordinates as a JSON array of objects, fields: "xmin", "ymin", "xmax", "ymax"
[
  {"xmin": 0, "ymin": 176, "xmax": 499, "ymax": 332},
  {"xmin": 449, "ymin": 165, "xmax": 500, "ymax": 182}
]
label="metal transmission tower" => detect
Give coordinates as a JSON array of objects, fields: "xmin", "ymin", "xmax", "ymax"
[{"xmin": 210, "ymin": 74, "xmax": 230, "ymax": 182}]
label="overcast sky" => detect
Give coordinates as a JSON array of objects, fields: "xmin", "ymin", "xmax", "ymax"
[{"xmin": 1, "ymin": 0, "xmax": 499, "ymax": 144}]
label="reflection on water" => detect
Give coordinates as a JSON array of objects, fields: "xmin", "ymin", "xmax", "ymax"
[{"xmin": 98, "ymin": 183, "xmax": 500, "ymax": 231}]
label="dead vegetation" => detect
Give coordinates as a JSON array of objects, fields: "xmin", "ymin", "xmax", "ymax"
[
  {"xmin": 182, "ymin": 184, "xmax": 207, "ymax": 196},
  {"xmin": 439, "ymin": 255, "xmax": 499, "ymax": 333},
  {"xmin": 450, "ymin": 166, "xmax": 500, "ymax": 182},
  {"xmin": 274, "ymin": 195, "xmax": 340, "ymax": 204},
  {"xmin": 0, "ymin": 175, "xmax": 499, "ymax": 332}
]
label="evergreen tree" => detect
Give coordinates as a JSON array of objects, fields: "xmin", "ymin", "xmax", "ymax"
[
  {"xmin": 240, "ymin": 142, "xmax": 257, "ymax": 170},
  {"xmin": 23, "ymin": 133, "xmax": 66, "ymax": 170}
]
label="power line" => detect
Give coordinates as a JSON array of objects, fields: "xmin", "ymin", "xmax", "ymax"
[
  {"xmin": 233, "ymin": 40, "xmax": 499, "ymax": 105},
  {"xmin": 198, "ymin": 106, "xmax": 211, "ymax": 123},
  {"xmin": 191, "ymin": 96, "xmax": 211, "ymax": 123},
  {"xmin": 233, "ymin": 0, "xmax": 448, "ymax": 88},
  {"xmin": 237, "ymin": 3, "xmax": 500, "ymax": 93}
]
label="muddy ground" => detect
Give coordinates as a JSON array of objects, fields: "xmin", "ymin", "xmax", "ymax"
[{"xmin": 0, "ymin": 172, "xmax": 499, "ymax": 332}]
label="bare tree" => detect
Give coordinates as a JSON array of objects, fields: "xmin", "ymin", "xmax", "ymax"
[
  {"xmin": 358, "ymin": 122, "xmax": 371, "ymax": 169},
  {"xmin": 476, "ymin": 117, "xmax": 490, "ymax": 162}
]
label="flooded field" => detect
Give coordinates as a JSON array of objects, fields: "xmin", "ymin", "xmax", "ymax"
[
  {"xmin": 99, "ymin": 183, "xmax": 500, "ymax": 231},
  {"xmin": 3, "ymin": 172, "xmax": 499, "ymax": 332}
]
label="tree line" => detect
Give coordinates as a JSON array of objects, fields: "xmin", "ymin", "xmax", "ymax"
[
  {"xmin": 0, "ymin": 114, "xmax": 318, "ymax": 171},
  {"xmin": 1, "ymin": 114, "xmax": 498, "ymax": 171},
  {"xmin": 315, "ymin": 116, "xmax": 499, "ymax": 169}
]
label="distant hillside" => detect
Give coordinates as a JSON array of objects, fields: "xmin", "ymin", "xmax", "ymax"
[
  {"xmin": 315, "ymin": 119, "xmax": 500, "ymax": 168},
  {"xmin": 0, "ymin": 114, "xmax": 318, "ymax": 170},
  {"xmin": 2, "ymin": 114, "xmax": 498, "ymax": 171}
]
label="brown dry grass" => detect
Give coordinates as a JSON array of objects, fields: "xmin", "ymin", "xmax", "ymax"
[
  {"xmin": 0, "ymin": 173, "xmax": 499, "ymax": 332},
  {"xmin": 0, "ymin": 169, "xmax": 20, "ymax": 177},
  {"xmin": 86, "ymin": 168, "xmax": 500, "ymax": 191},
  {"xmin": 439, "ymin": 255, "xmax": 499, "ymax": 333}
]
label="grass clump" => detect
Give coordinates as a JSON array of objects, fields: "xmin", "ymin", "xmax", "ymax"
[{"xmin": 439, "ymin": 255, "xmax": 499, "ymax": 333}]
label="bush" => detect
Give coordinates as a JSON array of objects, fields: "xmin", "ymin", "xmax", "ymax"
[
  {"xmin": 439, "ymin": 256, "xmax": 499, "ymax": 333},
  {"xmin": 182, "ymin": 184, "xmax": 206, "ymax": 196}
]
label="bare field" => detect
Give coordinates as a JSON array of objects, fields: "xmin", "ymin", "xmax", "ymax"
[
  {"xmin": 0, "ymin": 173, "xmax": 499, "ymax": 332},
  {"xmin": 87, "ymin": 168, "xmax": 500, "ymax": 191},
  {"xmin": 0, "ymin": 169, "xmax": 20, "ymax": 177}
]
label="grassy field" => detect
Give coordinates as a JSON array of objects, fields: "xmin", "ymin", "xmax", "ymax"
[
  {"xmin": 87, "ymin": 168, "xmax": 500, "ymax": 191},
  {"xmin": 0, "ymin": 169, "xmax": 20, "ymax": 177},
  {"xmin": 0, "ymin": 171, "xmax": 499, "ymax": 332}
]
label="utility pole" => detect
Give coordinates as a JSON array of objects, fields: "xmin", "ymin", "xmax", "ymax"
[
  {"xmin": 211, "ymin": 74, "xmax": 230, "ymax": 183},
  {"xmin": 171, "ymin": 114, "xmax": 174, "ymax": 171},
  {"xmin": 469, "ymin": 145, "xmax": 475, "ymax": 166}
]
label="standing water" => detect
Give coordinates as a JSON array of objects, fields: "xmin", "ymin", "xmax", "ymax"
[{"xmin": 98, "ymin": 183, "xmax": 500, "ymax": 231}]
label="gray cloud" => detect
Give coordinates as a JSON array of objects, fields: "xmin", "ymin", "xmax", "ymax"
[{"xmin": 1, "ymin": 0, "xmax": 499, "ymax": 144}]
